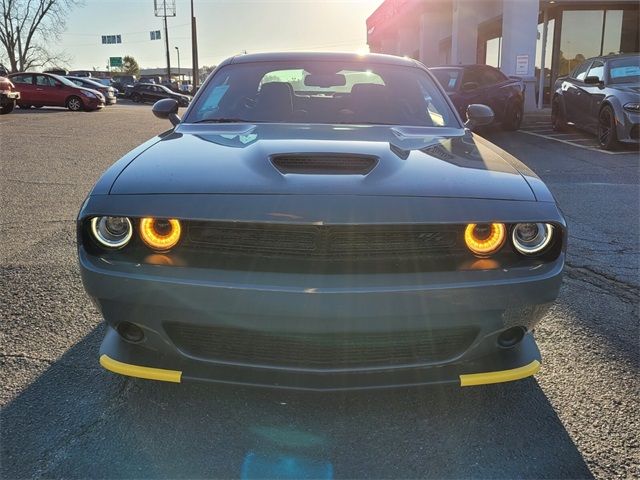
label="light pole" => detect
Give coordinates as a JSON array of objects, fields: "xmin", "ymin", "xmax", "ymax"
[
  {"xmin": 191, "ymin": 0, "xmax": 199, "ymax": 89},
  {"xmin": 175, "ymin": 46, "xmax": 181, "ymax": 84}
]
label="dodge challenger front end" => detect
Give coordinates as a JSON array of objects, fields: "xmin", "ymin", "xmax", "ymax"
[{"xmin": 78, "ymin": 52, "xmax": 565, "ymax": 390}]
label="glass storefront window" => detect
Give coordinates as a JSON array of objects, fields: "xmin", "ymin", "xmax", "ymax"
[
  {"xmin": 485, "ymin": 37, "xmax": 501, "ymax": 68},
  {"xmin": 602, "ymin": 10, "xmax": 623, "ymax": 56},
  {"xmin": 558, "ymin": 10, "xmax": 604, "ymax": 77}
]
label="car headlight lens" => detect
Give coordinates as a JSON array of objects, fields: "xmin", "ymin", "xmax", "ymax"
[
  {"xmin": 623, "ymin": 102, "xmax": 640, "ymax": 112},
  {"xmin": 511, "ymin": 223, "xmax": 554, "ymax": 255},
  {"xmin": 139, "ymin": 218, "xmax": 182, "ymax": 251},
  {"xmin": 90, "ymin": 216, "xmax": 133, "ymax": 249},
  {"xmin": 464, "ymin": 223, "xmax": 506, "ymax": 256}
]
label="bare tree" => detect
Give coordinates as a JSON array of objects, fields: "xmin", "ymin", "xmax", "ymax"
[{"xmin": 0, "ymin": 0, "xmax": 82, "ymax": 72}]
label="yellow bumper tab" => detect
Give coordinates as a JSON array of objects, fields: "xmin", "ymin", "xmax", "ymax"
[
  {"xmin": 100, "ymin": 354, "xmax": 182, "ymax": 383},
  {"xmin": 459, "ymin": 360, "xmax": 540, "ymax": 387}
]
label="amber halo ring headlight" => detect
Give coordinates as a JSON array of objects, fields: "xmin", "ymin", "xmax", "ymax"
[
  {"xmin": 512, "ymin": 223, "xmax": 554, "ymax": 255},
  {"xmin": 139, "ymin": 218, "xmax": 182, "ymax": 252},
  {"xmin": 90, "ymin": 216, "xmax": 133, "ymax": 249},
  {"xmin": 464, "ymin": 223, "xmax": 506, "ymax": 256}
]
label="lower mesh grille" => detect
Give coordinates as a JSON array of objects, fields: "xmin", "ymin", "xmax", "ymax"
[{"xmin": 165, "ymin": 323, "xmax": 478, "ymax": 368}]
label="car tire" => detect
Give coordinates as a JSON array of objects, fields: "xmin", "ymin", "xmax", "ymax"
[
  {"xmin": 597, "ymin": 105, "xmax": 619, "ymax": 151},
  {"xmin": 551, "ymin": 98, "xmax": 567, "ymax": 132},
  {"xmin": 501, "ymin": 100, "xmax": 523, "ymax": 131},
  {"xmin": 0, "ymin": 102, "xmax": 15, "ymax": 114},
  {"xmin": 66, "ymin": 96, "xmax": 83, "ymax": 112},
  {"xmin": 131, "ymin": 93, "xmax": 142, "ymax": 103}
]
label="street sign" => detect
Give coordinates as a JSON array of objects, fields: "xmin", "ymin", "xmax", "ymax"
[
  {"xmin": 109, "ymin": 57, "xmax": 123, "ymax": 68},
  {"xmin": 154, "ymin": 0, "xmax": 176, "ymax": 17},
  {"xmin": 102, "ymin": 35, "xmax": 122, "ymax": 45},
  {"xmin": 150, "ymin": 30, "xmax": 161, "ymax": 40}
]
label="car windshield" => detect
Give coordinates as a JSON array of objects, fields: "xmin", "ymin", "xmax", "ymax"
[
  {"xmin": 430, "ymin": 68, "xmax": 462, "ymax": 92},
  {"xmin": 608, "ymin": 56, "xmax": 640, "ymax": 84},
  {"xmin": 186, "ymin": 61, "xmax": 458, "ymax": 127}
]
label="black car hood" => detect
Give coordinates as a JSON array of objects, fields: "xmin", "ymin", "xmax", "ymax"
[{"xmin": 109, "ymin": 123, "xmax": 536, "ymax": 200}]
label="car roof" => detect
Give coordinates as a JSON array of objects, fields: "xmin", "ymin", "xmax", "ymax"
[
  {"xmin": 224, "ymin": 51, "xmax": 420, "ymax": 67},
  {"xmin": 430, "ymin": 65, "xmax": 494, "ymax": 69}
]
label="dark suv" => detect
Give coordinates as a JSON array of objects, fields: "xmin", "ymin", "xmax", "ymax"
[{"xmin": 130, "ymin": 83, "xmax": 191, "ymax": 106}]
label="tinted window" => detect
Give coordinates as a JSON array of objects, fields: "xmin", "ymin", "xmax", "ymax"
[
  {"xmin": 572, "ymin": 61, "xmax": 592, "ymax": 81},
  {"xmin": 587, "ymin": 61, "xmax": 604, "ymax": 82},
  {"xmin": 188, "ymin": 61, "xmax": 457, "ymax": 127},
  {"xmin": 461, "ymin": 68, "xmax": 483, "ymax": 86},
  {"xmin": 430, "ymin": 68, "xmax": 462, "ymax": 92},
  {"xmin": 480, "ymin": 67, "xmax": 507, "ymax": 85},
  {"xmin": 11, "ymin": 74, "xmax": 32, "ymax": 85}
]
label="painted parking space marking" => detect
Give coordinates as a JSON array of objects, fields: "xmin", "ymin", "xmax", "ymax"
[{"xmin": 518, "ymin": 129, "xmax": 632, "ymax": 155}]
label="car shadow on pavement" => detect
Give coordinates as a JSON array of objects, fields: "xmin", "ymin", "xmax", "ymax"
[{"xmin": 1, "ymin": 325, "xmax": 593, "ymax": 480}]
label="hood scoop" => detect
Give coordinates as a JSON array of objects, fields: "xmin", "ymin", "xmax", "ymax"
[{"xmin": 271, "ymin": 154, "xmax": 378, "ymax": 175}]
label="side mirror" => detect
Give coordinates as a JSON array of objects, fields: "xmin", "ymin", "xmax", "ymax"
[
  {"xmin": 152, "ymin": 98, "xmax": 180, "ymax": 126},
  {"xmin": 461, "ymin": 82, "xmax": 479, "ymax": 92},
  {"xmin": 584, "ymin": 76, "xmax": 603, "ymax": 86},
  {"xmin": 465, "ymin": 104, "xmax": 495, "ymax": 129}
]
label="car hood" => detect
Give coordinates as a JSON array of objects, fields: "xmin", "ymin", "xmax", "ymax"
[
  {"xmin": 109, "ymin": 124, "xmax": 536, "ymax": 200},
  {"xmin": 610, "ymin": 84, "xmax": 640, "ymax": 94}
]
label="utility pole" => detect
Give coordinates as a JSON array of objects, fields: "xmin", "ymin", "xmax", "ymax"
[
  {"xmin": 175, "ymin": 46, "xmax": 181, "ymax": 82},
  {"xmin": 154, "ymin": 1, "xmax": 176, "ymax": 81},
  {"xmin": 191, "ymin": 0, "xmax": 199, "ymax": 88}
]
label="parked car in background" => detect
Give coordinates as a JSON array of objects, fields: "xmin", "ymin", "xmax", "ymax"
[
  {"xmin": 0, "ymin": 76, "xmax": 20, "ymax": 114},
  {"xmin": 552, "ymin": 53, "xmax": 640, "ymax": 150},
  {"xmin": 43, "ymin": 68, "xmax": 69, "ymax": 76},
  {"xmin": 0, "ymin": 64, "xmax": 8, "ymax": 76},
  {"xmin": 179, "ymin": 81, "xmax": 193, "ymax": 93},
  {"xmin": 66, "ymin": 76, "xmax": 117, "ymax": 105},
  {"xmin": 129, "ymin": 83, "xmax": 191, "ymax": 106},
  {"xmin": 111, "ymin": 74, "xmax": 136, "ymax": 92},
  {"xmin": 69, "ymin": 70, "xmax": 92, "ymax": 78},
  {"xmin": 430, "ymin": 65, "xmax": 524, "ymax": 131},
  {"xmin": 139, "ymin": 75, "xmax": 162, "ymax": 85},
  {"xmin": 8, "ymin": 72, "xmax": 105, "ymax": 111}
]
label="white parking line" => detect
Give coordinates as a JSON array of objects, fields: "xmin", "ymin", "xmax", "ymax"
[{"xmin": 518, "ymin": 130, "xmax": 632, "ymax": 155}]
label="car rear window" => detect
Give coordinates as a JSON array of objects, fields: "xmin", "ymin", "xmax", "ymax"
[
  {"xmin": 187, "ymin": 61, "xmax": 458, "ymax": 127},
  {"xmin": 430, "ymin": 68, "xmax": 461, "ymax": 92}
]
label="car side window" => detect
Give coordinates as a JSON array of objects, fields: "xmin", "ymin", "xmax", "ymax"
[
  {"xmin": 572, "ymin": 61, "xmax": 592, "ymax": 81},
  {"xmin": 587, "ymin": 61, "xmax": 605, "ymax": 82},
  {"xmin": 11, "ymin": 74, "xmax": 33, "ymax": 85},
  {"xmin": 35, "ymin": 75, "xmax": 54, "ymax": 87}
]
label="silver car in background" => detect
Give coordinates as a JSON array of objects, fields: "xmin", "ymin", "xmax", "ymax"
[{"xmin": 552, "ymin": 53, "xmax": 639, "ymax": 150}]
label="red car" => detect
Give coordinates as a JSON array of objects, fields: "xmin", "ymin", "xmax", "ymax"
[{"xmin": 8, "ymin": 72, "xmax": 105, "ymax": 111}]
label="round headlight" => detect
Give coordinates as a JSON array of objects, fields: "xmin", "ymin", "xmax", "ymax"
[
  {"xmin": 90, "ymin": 216, "xmax": 133, "ymax": 249},
  {"xmin": 464, "ymin": 223, "xmax": 506, "ymax": 256},
  {"xmin": 512, "ymin": 223, "xmax": 554, "ymax": 255},
  {"xmin": 139, "ymin": 218, "xmax": 181, "ymax": 252}
]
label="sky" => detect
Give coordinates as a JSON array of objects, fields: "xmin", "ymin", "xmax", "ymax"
[{"xmin": 57, "ymin": 0, "xmax": 382, "ymax": 71}]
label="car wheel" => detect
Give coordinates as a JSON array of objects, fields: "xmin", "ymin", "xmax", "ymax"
[
  {"xmin": 551, "ymin": 98, "xmax": 567, "ymax": 132},
  {"xmin": 66, "ymin": 96, "xmax": 83, "ymax": 111},
  {"xmin": 501, "ymin": 100, "xmax": 523, "ymax": 131},
  {"xmin": 598, "ymin": 105, "xmax": 619, "ymax": 151},
  {"xmin": 0, "ymin": 102, "xmax": 15, "ymax": 114},
  {"xmin": 131, "ymin": 93, "xmax": 142, "ymax": 103}
]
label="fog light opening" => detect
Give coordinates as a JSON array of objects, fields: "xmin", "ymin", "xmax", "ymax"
[
  {"xmin": 116, "ymin": 322, "xmax": 145, "ymax": 343},
  {"xmin": 497, "ymin": 327, "xmax": 526, "ymax": 349}
]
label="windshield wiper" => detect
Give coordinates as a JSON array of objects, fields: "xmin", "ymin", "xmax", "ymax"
[{"xmin": 192, "ymin": 118, "xmax": 259, "ymax": 124}]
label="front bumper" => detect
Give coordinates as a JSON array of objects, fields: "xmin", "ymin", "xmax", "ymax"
[
  {"xmin": 618, "ymin": 110, "xmax": 640, "ymax": 144},
  {"xmin": 80, "ymin": 247, "xmax": 562, "ymax": 390}
]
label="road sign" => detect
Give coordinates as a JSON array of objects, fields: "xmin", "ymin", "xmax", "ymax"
[
  {"xmin": 109, "ymin": 57, "xmax": 123, "ymax": 68},
  {"xmin": 102, "ymin": 35, "xmax": 122, "ymax": 45},
  {"xmin": 150, "ymin": 30, "xmax": 161, "ymax": 40}
]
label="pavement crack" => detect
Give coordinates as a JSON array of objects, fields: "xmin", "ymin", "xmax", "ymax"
[{"xmin": 564, "ymin": 262, "xmax": 639, "ymax": 304}]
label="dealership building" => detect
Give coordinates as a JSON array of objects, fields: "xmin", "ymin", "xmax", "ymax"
[{"xmin": 366, "ymin": 0, "xmax": 640, "ymax": 110}]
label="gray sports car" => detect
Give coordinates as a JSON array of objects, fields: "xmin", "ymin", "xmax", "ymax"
[
  {"xmin": 78, "ymin": 52, "xmax": 566, "ymax": 390},
  {"xmin": 552, "ymin": 53, "xmax": 640, "ymax": 150}
]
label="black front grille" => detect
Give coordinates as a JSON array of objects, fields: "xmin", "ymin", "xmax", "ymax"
[
  {"xmin": 187, "ymin": 223, "xmax": 460, "ymax": 259},
  {"xmin": 271, "ymin": 154, "xmax": 378, "ymax": 175},
  {"xmin": 165, "ymin": 323, "xmax": 478, "ymax": 368}
]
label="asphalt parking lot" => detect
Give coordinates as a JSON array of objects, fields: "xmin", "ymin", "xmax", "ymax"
[{"xmin": 1, "ymin": 103, "xmax": 638, "ymax": 479}]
